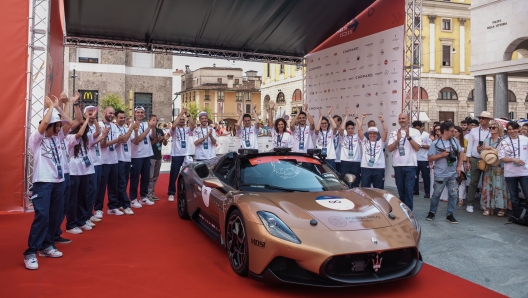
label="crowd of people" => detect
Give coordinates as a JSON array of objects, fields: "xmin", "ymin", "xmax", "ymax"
[{"xmin": 24, "ymin": 93, "xmax": 527, "ymax": 270}]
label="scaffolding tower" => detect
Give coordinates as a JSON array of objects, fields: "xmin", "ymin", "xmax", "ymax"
[{"xmin": 403, "ymin": 0, "xmax": 422, "ymax": 120}]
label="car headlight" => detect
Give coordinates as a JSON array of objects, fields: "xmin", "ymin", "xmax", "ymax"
[
  {"xmin": 400, "ymin": 203, "xmax": 420, "ymax": 233},
  {"xmin": 257, "ymin": 211, "xmax": 301, "ymax": 244}
]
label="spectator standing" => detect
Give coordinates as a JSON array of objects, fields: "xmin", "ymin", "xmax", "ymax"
[
  {"xmin": 148, "ymin": 115, "xmax": 169, "ymax": 201},
  {"xmin": 235, "ymin": 104, "xmax": 260, "ymax": 149},
  {"xmin": 84, "ymin": 106, "xmax": 102, "ymax": 222},
  {"xmin": 315, "ymin": 107, "xmax": 338, "ymax": 170},
  {"xmin": 388, "ymin": 113, "xmax": 422, "ymax": 210},
  {"xmin": 425, "ymin": 121, "xmax": 463, "ymax": 224},
  {"xmin": 338, "ymin": 108, "xmax": 362, "ymax": 187},
  {"xmin": 268, "ymin": 101, "xmax": 293, "ymax": 148},
  {"xmin": 465, "ymin": 111, "xmax": 493, "ymax": 213},
  {"xmin": 498, "ymin": 121, "xmax": 528, "ymax": 214},
  {"xmin": 454, "ymin": 126, "xmax": 467, "ymax": 206},
  {"xmin": 194, "ymin": 111, "xmax": 217, "ymax": 161},
  {"xmin": 115, "ymin": 110, "xmax": 137, "ymax": 215},
  {"xmin": 333, "ymin": 114, "xmax": 343, "ymax": 173},
  {"xmin": 413, "ymin": 121, "xmax": 431, "ymax": 198},
  {"xmin": 521, "ymin": 123, "xmax": 528, "ymax": 137},
  {"xmin": 363, "ymin": 119, "xmax": 381, "ymax": 141},
  {"xmin": 357, "ymin": 113, "xmax": 388, "ymax": 189},
  {"xmin": 460, "ymin": 120, "xmax": 469, "ymax": 135},
  {"xmin": 168, "ymin": 108, "xmax": 195, "ymax": 202},
  {"xmin": 429, "ymin": 123, "xmax": 448, "ymax": 201},
  {"xmin": 290, "ymin": 103, "xmax": 315, "ymax": 153}
]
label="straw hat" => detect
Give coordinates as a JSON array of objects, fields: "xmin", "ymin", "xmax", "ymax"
[
  {"xmin": 480, "ymin": 148, "xmax": 500, "ymax": 167},
  {"xmin": 478, "ymin": 111, "xmax": 493, "ymax": 119}
]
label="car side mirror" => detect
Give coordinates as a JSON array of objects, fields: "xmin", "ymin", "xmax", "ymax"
[
  {"xmin": 344, "ymin": 174, "xmax": 356, "ymax": 184},
  {"xmin": 203, "ymin": 177, "xmax": 228, "ymax": 194}
]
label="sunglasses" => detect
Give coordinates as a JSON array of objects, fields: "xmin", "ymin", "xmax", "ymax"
[{"xmin": 490, "ymin": 127, "xmax": 498, "ymax": 130}]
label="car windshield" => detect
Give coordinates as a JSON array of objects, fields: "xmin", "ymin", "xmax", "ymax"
[{"xmin": 239, "ymin": 157, "xmax": 348, "ymax": 192}]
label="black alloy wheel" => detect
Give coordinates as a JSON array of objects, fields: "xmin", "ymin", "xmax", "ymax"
[
  {"xmin": 177, "ymin": 177, "xmax": 190, "ymax": 219},
  {"xmin": 226, "ymin": 209, "xmax": 249, "ymax": 276}
]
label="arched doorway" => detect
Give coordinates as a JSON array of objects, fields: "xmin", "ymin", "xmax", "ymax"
[{"xmin": 503, "ymin": 37, "xmax": 528, "ymax": 60}]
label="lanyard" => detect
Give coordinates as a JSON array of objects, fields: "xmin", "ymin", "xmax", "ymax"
[
  {"xmin": 80, "ymin": 140, "xmax": 87, "ymax": 157},
  {"xmin": 369, "ymin": 140, "xmax": 378, "ymax": 158},
  {"xmin": 104, "ymin": 122, "xmax": 113, "ymax": 141},
  {"xmin": 201, "ymin": 126, "xmax": 208, "ymax": 140},
  {"xmin": 119, "ymin": 126, "xmax": 126, "ymax": 135},
  {"xmin": 479, "ymin": 127, "xmax": 490, "ymax": 142},
  {"xmin": 492, "ymin": 137, "xmax": 502, "ymax": 149},
  {"xmin": 510, "ymin": 137, "xmax": 520, "ymax": 158},
  {"xmin": 276, "ymin": 132, "xmax": 284, "ymax": 146},
  {"xmin": 177, "ymin": 127, "xmax": 185, "ymax": 141},
  {"xmin": 298, "ymin": 125, "xmax": 306, "ymax": 142},
  {"xmin": 49, "ymin": 137, "xmax": 61, "ymax": 167},
  {"xmin": 321, "ymin": 130, "xmax": 328, "ymax": 147},
  {"xmin": 347, "ymin": 135, "xmax": 353, "ymax": 150},
  {"xmin": 399, "ymin": 131, "xmax": 406, "ymax": 147},
  {"xmin": 61, "ymin": 140, "xmax": 70, "ymax": 160},
  {"xmin": 440, "ymin": 138, "xmax": 450, "ymax": 150},
  {"xmin": 244, "ymin": 127, "xmax": 250, "ymax": 141}
]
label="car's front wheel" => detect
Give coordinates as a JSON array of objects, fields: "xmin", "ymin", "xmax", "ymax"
[
  {"xmin": 177, "ymin": 177, "xmax": 190, "ymax": 219},
  {"xmin": 226, "ymin": 209, "xmax": 249, "ymax": 276}
]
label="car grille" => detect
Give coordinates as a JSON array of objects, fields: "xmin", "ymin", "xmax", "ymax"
[{"xmin": 322, "ymin": 248, "xmax": 417, "ymax": 281}]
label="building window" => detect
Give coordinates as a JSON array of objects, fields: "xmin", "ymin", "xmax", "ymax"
[
  {"xmin": 204, "ymin": 90, "xmax": 210, "ymax": 101},
  {"xmin": 192, "ymin": 91, "xmax": 195, "ymax": 101},
  {"xmin": 413, "ymin": 45, "xmax": 420, "ymax": 65},
  {"xmin": 234, "ymin": 79, "xmax": 239, "ymax": 84},
  {"xmin": 468, "ymin": 90, "xmax": 474, "ymax": 101},
  {"xmin": 280, "ymin": 64, "xmax": 285, "ymax": 74},
  {"xmin": 204, "ymin": 102, "xmax": 210, "ymax": 109},
  {"xmin": 264, "ymin": 95, "xmax": 271, "ymax": 109},
  {"xmin": 292, "ymin": 89, "xmax": 302, "ymax": 101},
  {"xmin": 406, "ymin": 87, "xmax": 429, "ymax": 100},
  {"xmin": 277, "ymin": 92, "xmax": 285, "ymax": 104},
  {"xmin": 77, "ymin": 48, "xmax": 100, "ymax": 63},
  {"xmin": 134, "ymin": 92, "xmax": 153, "ymax": 118},
  {"xmin": 441, "ymin": 19, "xmax": 451, "ymax": 31},
  {"xmin": 414, "ymin": 16, "xmax": 421, "ymax": 28},
  {"xmin": 236, "ymin": 102, "xmax": 242, "ymax": 114},
  {"xmin": 217, "ymin": 101, "xmax": 224, "ymax": 115},
  {"xmin": 296, "ymin": 64, "xmax": 302, "ymax": 70},
  {"xmin": 133, "ymin": 53, "xmax": 154, "ymax": 68},
  {"xmin": 245, "ymin": 104, "xmax": 252, "ymax": 114},
  {"xmin": 267, "ymin": 64, "xmax": 271, "ymax": 78},
  {"xmin": 508, "ymin": 90, "xmax": 517, "ymax": 102},
  {"xmin": 217, "ymin": 91, "xmax": 224, "ymax": 101},
  {"xmin": 236, "ymin": 91, "xmax": 243, "ymax": 101},
  {"xmin": 525, "ymin": 94, "xmax": 528, "ymax": 102},
  {"xmin": 217, "ymin": 78, "xmax": 222, "ymax": 83},
  {"xmin": 442, "ymin": 45, "xmax": 451, "ymax": 66},
  {"xmin": 438, "ymin": 87, "xmax": 457, "ymax": 100}
]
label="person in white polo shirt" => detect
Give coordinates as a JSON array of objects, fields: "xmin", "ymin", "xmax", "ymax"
[
  {"xmin": 168, "ymin": 108, "xmax": 195, "ymax": 202},
  {"xmin": 314, "ymin": 106, "xmax": 338, "ymax": 170},
  {"xmin": 235, "ymin": 103, "xmax": 259, "ymax": 150},
  {"xmin": 130, "ymin": 107, "xmax": 157, "ymax": 206},
  {"xmin": 24, "ymin": 96, "xmax": 72, "ymax": 270},
  {"xmin": 115, "ymin": 110, "xmax": 138, "ymax": 213},
  {"xmin": 412, "ymin": 120, "xmax": 432, "ymax": 198},
  {"xmin": 268, "ymin": 101, "xmax": 293, "ymax": 149},
  {"xmin": 290, "ymin": 103, "xmax": 315, "ymax": 153},
  {"xmin": 498, "ymin": 121, "xmax": 528, "ymax": 214},
  {"xmin": 338, "ymin": 107, "xmax": 362, "ymax": 187},
  {"xmin": 357, "ymin": 113, "xmax": 388, "ymax": 189},
  {"xmin": 387, "ymin": 113, "xmax": 422, "ymax": 210},
  {"xmin": 194, "ymin": 111, "xmax": 217, "ymax": 161}
]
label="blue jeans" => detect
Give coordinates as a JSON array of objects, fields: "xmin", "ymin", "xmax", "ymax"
[
  {"xmin": 340, "ymin": 161, "xmax": 361, "ymax": 188},
  {"xmin": 325, "ymin": 159, "xmax": 336, "ymax": 171},
  {"xmin": 86, "ymin": 165, "xmax": 102, "ymax": 219},
  {"xmin": 505, "ymin": 176, "xmax": 528, "ymax": 212},
  {"xmin": 55, "ymin": 173, "xmax": 70, "ymax": 240},
  {"xmin": 95, "ymin": 163, "xmax": 119, "ymax": 211},
  {"xmin": 24, "ymin": 181, "xmax": 65, "ymax": 255},
  {"xmin": 394, "ymin": 166, "xmax": 417, "ymax": 210},
  {"xmin": 414, "ymin": 161, "xmax": 431, "ymax": 194},
  {"xmin": 168, "ymin": 156, "xmax": 186, "ymax": 195},
  {"xmin": 361, "ymin": 167, "xmax": 385, "ymax": 189},
  {"xmin": 118, "ymin": 161, "xmax": 131, "ymax": 208},
  {"xmin": 130, "ymin": 157, "xmax": 151, "ymax": 201},
  {"xmin": 67, "ymin": 175, "xmax": 90, "ymax": 230},
  {"xmin": 429, "ymin": 173, "xmax": 458, "ymax": 216}
]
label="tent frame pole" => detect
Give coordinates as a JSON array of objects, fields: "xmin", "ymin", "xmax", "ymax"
[{"xmin": 403, "ymin": 0, "xmax": 422, "ymax": 121}]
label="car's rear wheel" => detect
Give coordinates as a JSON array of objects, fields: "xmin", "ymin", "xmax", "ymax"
[
  {"xmin": 177, "ymin": 177, "xmax": 190, "ymax": 219},
  {"xmin": 226, "ymin": 209, "xmax": 249, "ymax": 276}
]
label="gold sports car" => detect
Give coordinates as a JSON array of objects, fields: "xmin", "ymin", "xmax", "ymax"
[{"xmin": 176, "ymin": 148, "xmax": 422, "ymax": 286}]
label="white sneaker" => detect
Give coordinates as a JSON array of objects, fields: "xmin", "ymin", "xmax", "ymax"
[
  {"xmin": 466, "ymin": 206, "xmax": 474, "ymax": 213},
  {"xmin": 80, "ymin": 224, "xmax": 92, "ymax": 231},
  {"xmin": 107, "ymin": 208, "xmax": 124, "ymax": 215},
  {"xmin": 66, "ymin": 227, "xmax": 82, "ymax": 234},
  {"xmin": 124, "ymin": 207, "xmax": 134, "ymax": 215},
  {"xmin": 38, "ymin": 248, "xmax": 63, "ymax": 258},
  {"xmin": 168, "ymin": 195, "xmax": 174, "ymax": 202},
  {"xmin": 85, "ymin": 220, "xmax": 96, "ymax": 227},
  {"xmin": 90, "ymin": 216, "xmax": 102, "ymax": 222},
  {"xmin": 140, "ymin": 197, "xmax": 155, "ymax": 206},
  {"xmin": 130, "ymin": 199, "xmax": 143, "ymax": 209},
  {"xmin": 94, "ymin": 210, "xmax": 103, "ymax": 219},
  {"xmin": 24, "ymin": 256, "xmax": 38, "ymax": 270}
]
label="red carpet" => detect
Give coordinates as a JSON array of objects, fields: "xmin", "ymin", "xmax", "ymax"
[{"xmin": 0, "ymin": 174, "xmax": 505, "ymax": 298}]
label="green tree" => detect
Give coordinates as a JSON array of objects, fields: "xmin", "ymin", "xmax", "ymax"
[
  {"xmin": 100, "ymin": 93, "xmax": 126, "ymax": 112},
  {"xmin": 187, "ymin": 102, "xmax": 200, "ymax": 121}
]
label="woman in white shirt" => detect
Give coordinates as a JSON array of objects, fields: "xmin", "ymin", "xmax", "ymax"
[
  {"xmin": 268, "ymin": 101, "xmax": 293, "ymax": 149},
  {"xmin": 357, "ymin": 113, "xmax": 388, "ymax": 189},
  {"xmin": 314, "ymin": 107, "xmax": 338, "ymax": 170},
  {"xmin": 338, "ymin": 107, "xmax": 361, "ymax": 187}
]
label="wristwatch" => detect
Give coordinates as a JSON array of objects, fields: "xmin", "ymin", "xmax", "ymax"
[{"xmin": 407, "ymin": 137, "xmax": 412, "ymax": 141}]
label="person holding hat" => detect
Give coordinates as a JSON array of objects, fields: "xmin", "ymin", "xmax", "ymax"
[
  {"xmin": 480, "ymin": 121, "xmax": 508, "ymax": 216},
  {"xmin": 194, "ymin": 111, "xmax": 217, "ymax": 161},
  {"xmin": 24, "ymin": 96, "xmax": 72, "ymax": 270},
  {"xmin": 465, "ymin": 111, "xmax": 493, "ymax": 213},
  {"xmin": 357, "ymin": 113, "xmax": 388, "ymax": 189},
  {"xmin": 235, "ymin": 103, "xmax": 260, "ymax": 150},
  {"xmin": 337, "ymin": 107, "xmax": 362, "ymax": 187}
]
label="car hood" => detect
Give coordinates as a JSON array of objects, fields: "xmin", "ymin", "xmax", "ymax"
[{"xmin": 247, "ymin": 188, "xmax": 397, "ymax": 231}]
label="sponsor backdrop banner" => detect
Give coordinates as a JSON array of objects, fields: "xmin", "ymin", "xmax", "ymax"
[{"xmin": 306, "ymin": 0, "xmax": 405, "ymax": 187}]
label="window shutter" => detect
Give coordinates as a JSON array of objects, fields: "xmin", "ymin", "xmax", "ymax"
[{"xmin": 133, "ymin": 53, "xmax": 153, "ymax": 68}]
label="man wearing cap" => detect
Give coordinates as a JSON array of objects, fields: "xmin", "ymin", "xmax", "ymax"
[
  {"xmin": 425, "ymin": 121, "xmax": 463, "ymax": 224},
  {"xmin": 84, "ymin": 105, "xmax": 102, "ymax": 222},
  {"xmin": 387, "ymin": 113, "xmax": 422, "ymax": 210},
  {"xmin": 194, "ymin": 111, "xmax": 217, "ymax": 161},
  {"xmin": 235, "ymin": 103, "xmax": 260, "ymax": 150},
  {"xmin": 168, "ymin": 108, "xmax": 195, "ymax": 202},
  {"xmin": 95, "ymin": 107, "xmax": 124, "ymax": 216},
  {"xmin": 130, "ymin": 107, "xmax": 157, "ymax": 207},
  {"xmin": 290, "ymin": 103, "xmax": 315, "ymax": 153},
  {"xmin": 24, "ymin": 96, "xmax": 72, "ymax": 270},
  {"xmin": 465, "ymin": 111, "xmax": 493, "ymax": 213},
  {"xmin": 115, "ymin": 110, "xmax": 138, "ymax": 214}
]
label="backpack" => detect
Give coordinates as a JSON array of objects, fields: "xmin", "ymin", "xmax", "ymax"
[{"xmin": 508, "ymin": 201, "xmax": 528, "ymax": 226}]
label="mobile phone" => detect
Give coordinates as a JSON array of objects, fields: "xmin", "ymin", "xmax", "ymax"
[{"xmin": 478, "ymin": 141, "xmax": 483, "ymax": 146}]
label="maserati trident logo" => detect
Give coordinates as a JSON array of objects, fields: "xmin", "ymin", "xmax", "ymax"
[
  {"xmin": 371, "ymin": 238, "xmax": 377, "ymax": 244},
  {"xmin": 372, "ymin": 254, "xmax": 383, "ymax": 272}
]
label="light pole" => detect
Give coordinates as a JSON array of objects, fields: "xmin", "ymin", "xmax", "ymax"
[
  {"xmin": 71, "ymin": 69, "xmax": 78, "ymax": 95},
  {"xmin": 172, "ymin": 92, "xmax": 180, "ymax": 121}
]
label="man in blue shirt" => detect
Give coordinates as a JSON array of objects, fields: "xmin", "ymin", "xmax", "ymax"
[{"xmin": 426, "ymin": 121, "xmax": 463, "ymax": 224}]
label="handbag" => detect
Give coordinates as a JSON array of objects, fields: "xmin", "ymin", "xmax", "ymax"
[{"xmin": 477, "ymin": 159, "xmax": 489, "ymax": 171}]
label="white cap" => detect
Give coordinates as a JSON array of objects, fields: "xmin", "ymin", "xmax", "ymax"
[
  {"xmin": 44, "ymin": 108, "xmax": 68, "ymax": 124},
  {"xmin": 83, "ymin": 105, "xmax": 96, "ymax": 114},
  {"xmin": 198, "ymin": 111, "xmax": 208, "ymax": 118},
  {"xmin": 367, "ymin": 127, "xmax": 379, "ymax": 133}
]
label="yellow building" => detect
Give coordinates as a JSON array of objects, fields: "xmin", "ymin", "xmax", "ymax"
[{"xmin": 260, "ymin": 63, "xmax": 304, "ymax": 120}]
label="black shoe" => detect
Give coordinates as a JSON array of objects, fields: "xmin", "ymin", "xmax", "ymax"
[
  {"xmin": 424, "ymin": 194, "xmax": 430, "ymax": 198},
  {"xmin": 55, "ymin": 237, "xmax": 72, "ymax": 244},
  {"xmin": 426, "ymin": 212, "xmax": 435, "ymax": 221},
  {"xmin": 446, "ymin": 214, "xmax": 458, "ymax": 224},
  {"xmin": 413, "ymin": 191, "xmax": 419, "ymax": 195}
]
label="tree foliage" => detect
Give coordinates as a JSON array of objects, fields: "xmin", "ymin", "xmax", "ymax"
[{"xmin": 100, "ymin": 93, "xmax": 127, "ymax": 112}]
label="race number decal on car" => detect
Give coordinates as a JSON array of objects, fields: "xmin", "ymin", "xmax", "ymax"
[{"xmin": 315, "ymin": 196, "xmax": 355, "ymax": 210}]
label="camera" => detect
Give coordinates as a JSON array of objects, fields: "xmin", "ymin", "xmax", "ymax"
[{"xmin": 435, "ymin": 139, "xmax": 458, "ymax": 163}]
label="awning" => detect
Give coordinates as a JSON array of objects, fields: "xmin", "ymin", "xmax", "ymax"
[
  {"xmin": 63, "ymin": 0, "xmax": 376, "ymax": 63},
  {"xmin": 412, "ymin": 112, "xmax": 430, "ymax": 122}
]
